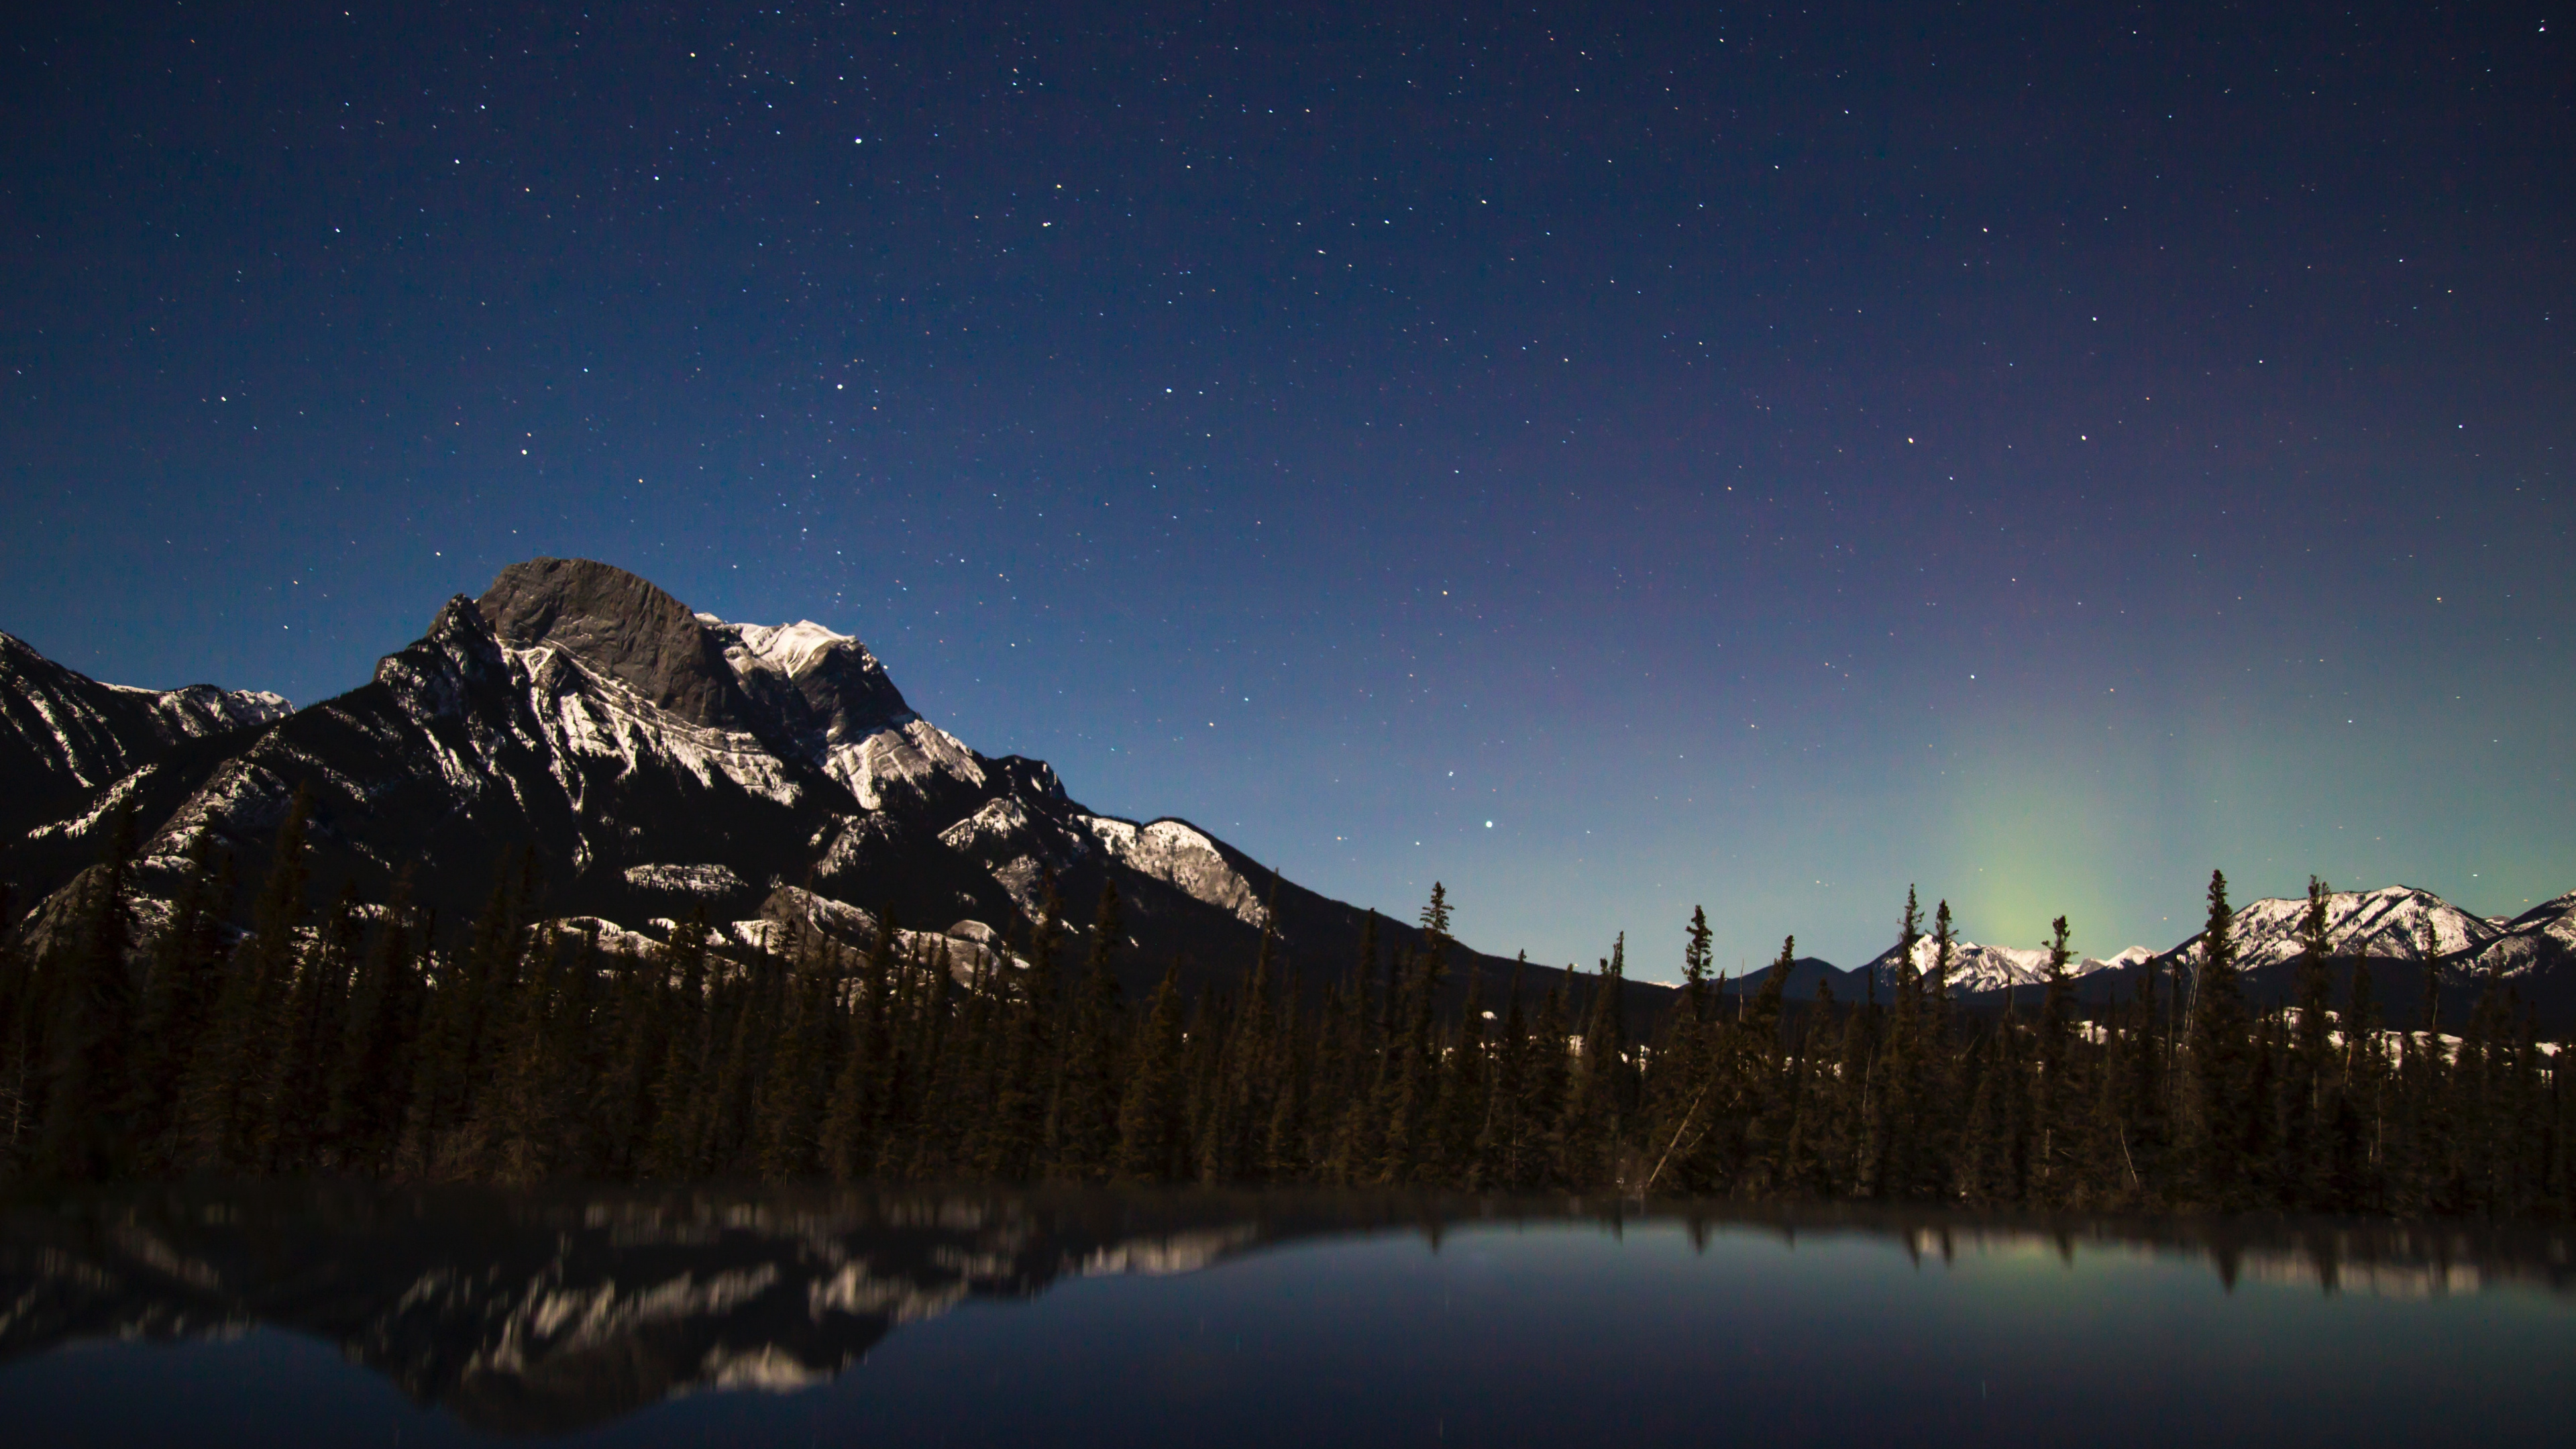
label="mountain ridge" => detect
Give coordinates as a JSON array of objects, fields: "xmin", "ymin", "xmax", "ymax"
[
  {"xmin": 1, "ymin": 559, "xmax": 1659, "ymax": 1015},
  {"xmin": 5, "ymin": 559, "xmax": 2571, "ymax": 1025}
]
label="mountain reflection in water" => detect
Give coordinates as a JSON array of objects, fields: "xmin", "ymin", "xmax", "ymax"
[{"xmin": 1, "ymin": 1187, "xmax": 2571, "ymax": 1443}]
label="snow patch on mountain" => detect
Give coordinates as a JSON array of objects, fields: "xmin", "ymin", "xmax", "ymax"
[
  {"xmin": 707, "ymin": 616, "xmax": 861, "ymax": 678},
  {"xmin": 126, "ymin": 682, "xmax": 294, "ymax": 739},
  {"xmin": 838, "ymin": 718, "xmax": 984, "ymax": 810},
  {"xmin": 514, "ymin": 644, "xmax": 808, "ymax": 809},
  {"xmin": 1083, "ymin": 817, "xmax": 1269, "ymax": 928},
  {"xmin": 939, "ymin": 796, "xmax": 1032, "ymax": 854},
  {"xmin": 623, "ymin": 863, "xmax": 749, "ymax": 897}
]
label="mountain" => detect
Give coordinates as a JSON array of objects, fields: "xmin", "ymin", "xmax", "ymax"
[
  {"xmin": 1717, "ymin": 938, "xmax": 2154, "ymax": 1002},
  {"xmin": 0, "ymin": 629, "xmax": 288, "ymax": 834},
  {"xmin": 2475, "ymin": 892, "xmax": 2576, "ymax": 979},
  {"xmin": 1721, "ymin": 884, "xmax": 2575, "ymax": 1024},
  {"xmin": 0, "ymin": 559, "xmax": 1651, "ymax": 1013},
  {"xmin": 1860, "ymin": 935, "xmax": 2154, "ymax": 996},
  {"xmin": 2159, "ymin": 885, "xmax": 2509, "ymax": 971}
]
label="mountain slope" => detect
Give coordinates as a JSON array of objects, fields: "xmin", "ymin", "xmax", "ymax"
[
  {"xmin": 0, "ymin": 629, "xmax": 288, "ymax": 833},
  {"xmin": 1860, "ymin": 934, "xmax": 2154, "ymax": 995},
  {"xmin": 1, "ymin": 559, "xmax": 1638, "ymax": 1012}
]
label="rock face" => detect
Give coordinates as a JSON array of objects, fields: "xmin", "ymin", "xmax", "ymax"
[
  {"xmin": 0, "ymin": 629, "xmax": 288, "ymax": 829},
  {"xmin": 0, "ymin": 559, "xmax": 1586, "ymax": 1007}
]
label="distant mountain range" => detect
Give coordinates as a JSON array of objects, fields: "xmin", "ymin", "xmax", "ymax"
[
  {"xmin": 1723, "ymin": 883, "xmax": 2576, "ymax": 1028},
  {"xmin": 6, "ymin": 557, "xmax": 2571, "ymax": 1026}
]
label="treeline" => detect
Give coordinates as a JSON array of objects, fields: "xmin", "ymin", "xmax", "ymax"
[{"xmin": 3, "ymin": 794, "xmax": 2570, "ymax": 1217}]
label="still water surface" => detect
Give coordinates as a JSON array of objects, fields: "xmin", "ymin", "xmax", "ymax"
[{"xmin": 0, "ymin": 1187, "xmax": 2568, "ymax": 1446}]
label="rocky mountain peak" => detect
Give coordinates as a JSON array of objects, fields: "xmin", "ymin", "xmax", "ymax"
[
  {"xmin": 475, "ymin": 557, "xmax": 757, "ymax": 731},
  {"xmin": 701, "ymin": 614, "xmax": 917, "ymax": 755}
]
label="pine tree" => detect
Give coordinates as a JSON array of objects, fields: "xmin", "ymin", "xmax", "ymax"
[
  {"xmin": 1046, "ymin": 883, "xmax": 1126, "ymax": 1179},
  {"xmin": 2186, "ymin": 869, "xmax": 2255, "ymax": 1208},
  {"xmin": 587, "ymin": 918, "xmax": 665, "ymax": 1176},
  {"xmin": 2341, "ymin": 957, "xmax": 2385, "ymax": 1210},
  {"xmin": 258, "ymin": 882, "xmax": 364, "ymax": 1173},
  {"xmin": 976, "ymin": 886, "xmax": 1061, "ymax": 1180},
  {"xmin": 177, "ymin": 788, "xmax": 313, "ymax": 1173},
  {"xmin": 323, "ymin": 873, "xmax": 419, "ymax": 1173},
  {"xmin": 643, "ymin": 912, "xmax": 715, "ymax": 1179},
  {"xmin": 1116, "ymin": 961, "xmax": 1188, "ymax": 1181},
  {"xmin": 820, "ymin": 911, "xmax": 897, "ymax": 1181},
  {"xmin": 1525, "ymin": 978, "xmax": 1571, "ymax": 1189},
  {"xmin": 2288, "ymin": 877, "xmax": 2336, "ymax": 1208},
  {"xmin": 398, "ymin": 853, "xmax": 527, "ymax": 1177},
  {"xmin": 1682, "ymin": 907, "xmax": 1714, "ymax": 1024},
  {"xmin": 474, "ymin": 922, "xmax": 570, "ymax": 1183},
  {"xmin": 755, "ymin": 918, "xmax": 834, "ymax": 1179},
  {"xmin": 1426, "ymin": 957, "xmax": 1489, "ymax": 1187},
  {"xmin": 1324, "ymin": 914, "xmax": 1387, "ymax": 1185},
  {"xmin": 34, "ymin": 808, "xmax": 144, "ymax": 1180},
  {"xmin": 126, "ymin": 833, "xmax": 227, "ymax": 1168},
  {"xmin": 1561, "ymin": 947, "xmax": 1625, "ymax": 1190},
  {"xmin": 2031, "ymin": 916, "xmax": 2076, "ymax": 1205}
]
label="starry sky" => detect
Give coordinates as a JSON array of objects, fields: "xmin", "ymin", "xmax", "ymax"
[{"xmin": 4, "ymin": 1, "xmax": 2570, "ymax": 976}]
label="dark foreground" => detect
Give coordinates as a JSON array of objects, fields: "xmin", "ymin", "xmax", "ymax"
[{"xmin": 1, "ymin": 1185, "xmax": 2570, "ymax": 1447}]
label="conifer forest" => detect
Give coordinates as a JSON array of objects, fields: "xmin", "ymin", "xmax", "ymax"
[{"xmin": 5, "ymin": 794, "xmax": 2570, "ymax": 1220}]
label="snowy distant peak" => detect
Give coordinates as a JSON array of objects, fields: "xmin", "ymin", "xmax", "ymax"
[
  {"xmin": 2180, "ymin": 885, "xmax": 2504, "ymax": 969},
  {"xmin": 2500, "ymin": 890, "xmax": 2576, "ymax": 938},
  {"xmin": 138, "ymin": 682, "xmax": 293, "ymax": 736},
  {"xmin": 2471, "ymin": 893, "xmax": 2576, "ymax": 978},
  {"xmin": 1866, "ymin": 930, "xmax": 2151, "ymax": 994},
  {"xmin": 0, "ymin": 627, "xmax": 291, "ymax": 795}
]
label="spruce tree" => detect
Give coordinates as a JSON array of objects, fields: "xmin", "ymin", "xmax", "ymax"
[
  {"xmin": 126, "ymin": 833, "xmax": 226, "ymax": 1167},
  {"xmin": 323, "ymin": 873, "xmax": 419, "ymax": 1173},
  {"xmin": 2289, "ymin": 877, "xmax": 2336, "ymax": 1208},
  {"xmin": 398, "ymin": 853, "xmax": 526, "ymax": 1177},
  {"xmin": 755, "ymin": 920, "xmax": 834, "ymax": 1179},
  {"xmin": 1046, "ymin": 883, "xmax": 1126, "ymax": 1179},
  {"xmin": 977, "ymin": 886, "xmax": 1061, "ymax": 1179},
  {"xmin": 2032, "ymin": 916, "xmax": 2076, "ymax": 1204},
  {"xmin": 178, "ymin": 788, "xmax": 312, "ymax": 1173},
  {"xmin": 1116, "ymin": 961, "xmax": 1188, "ymax": 1181},
  {"xmin": 2186, "ymin": 869, "xmax": 2255, "ymax": 1208},
  {"xmin": 643, "ymin": 912, "xmax": 715, "ymax": 1179},
  {"xmin": 258, "ymin": 883, "xmax": 363, "ymax": 1173},
  {"xmin": 34, "ymin": 808, "xmax": 143, "ymax": 1181},
  {"xmin": 1682, "ymin": 907, "xmax": 1714, "ymax": 1024}
]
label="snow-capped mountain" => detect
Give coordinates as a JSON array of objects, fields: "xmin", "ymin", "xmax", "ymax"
[
  {"xmin": 0, "ymin": 629, "xmax": 288, "ymax": 817},
  {"xmin": 2163, "ymin": 885, "xmax": 2507, "ymax": 971},
  {"xmin": 2471, "ymin": 892, "xmax": 2576, "ymax": 978},
  {"xmin": 0, "ymin": 559, "xmax": 1595, "ymax": 1008},
  {"xmin": 1861, "ymin": 934, "xmax": 2154, "ymax": 995}
]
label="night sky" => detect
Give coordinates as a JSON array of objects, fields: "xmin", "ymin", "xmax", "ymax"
[{"xmin": 4, "ymin": 2, "xmax": 2569, "ymax": 975}]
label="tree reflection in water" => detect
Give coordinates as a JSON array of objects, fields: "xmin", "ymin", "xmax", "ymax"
[{"xmin": 1, "ymin": 1186, "xmax": 2569, "ymax": 1436}]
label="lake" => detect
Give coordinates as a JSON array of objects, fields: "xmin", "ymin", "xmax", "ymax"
[{"xmin": 1, "ymin": 1187, "xmax": 2569, "ymax": 1446}]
